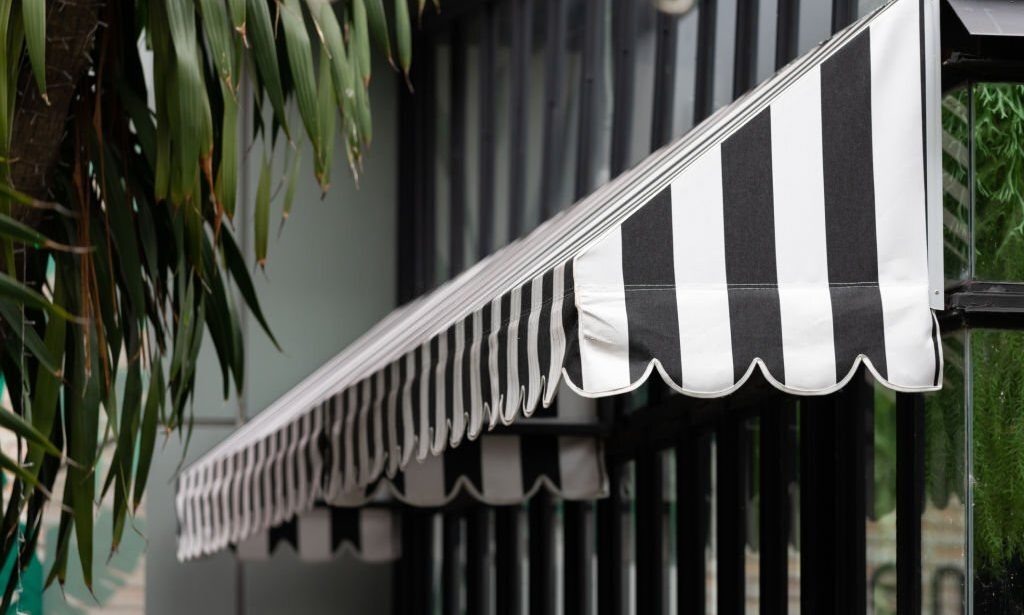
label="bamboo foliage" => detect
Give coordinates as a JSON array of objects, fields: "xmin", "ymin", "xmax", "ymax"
[{"xmin": 0, "ymin": 0, "xmax": 427, "ymax": 609}]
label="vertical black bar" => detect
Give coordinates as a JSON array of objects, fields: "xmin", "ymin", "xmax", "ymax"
[
  {"xmin": 478, "ymin": 2, "xmax": 497, "ymax": 260},
  {"xmin": 831, "ymin": 0, "xmax": 857, "ymax": 33},
  {"xmin": 448, "ymin": 23, "xmax": 466, "ymax": 280},
  {"xmin": 800, "ymin": 397, "xmax": 837, "ymax": 614},
  {"xmin": 760, "ymin": 401, "xmax": 791, "ymax": 615},
  {"xmin": 609, "ymin": 0, "xmax": 636, "ymax": 175},
  {"xmin": 897, "ymin": 393, "xmax": 925, "ymax": 615},
  {"xmin": 693, "ymin": 0, "xmax": 718, "ymax": 124},
  {"xmin": 540, "ymin": 0, "xmax": 565, "ymax": 219},
  {"xmin": 678, "ymin": 431, "xmax": 710, "ymax": 615},
  {"xmin": 563, "ymin": 501, "xmax": 589, "ymax": 614},
  {"xmin": 442, "ymin": 513, "xmax": 460, "ymax": 615},
  {"xmin": 467, "ymin": 508, "xmax": 490, "ymax": 615},
  {"xmin": 410, "ymin": 512, "xmax": 435, "ymax": 615},
  {"xmin": 507, "ymin": 0, "xmax": 531, "ymax": 240},
  {"xmin": 834, "ymin": 376, "xmax": 870, "ymax": 615},
  {"xmin": 420, "ymin": 40, "xmax": 438, "ymax": 295},
  {"xmin": 598, "ymin": 461, "xmax": 624, "ymax": 615},
  {"xmin": 495, "ymin": 506, "xmax": 522, "ymax": 615},
  {"xmin": 636, "ymin": 450, "xmax": 664, "ymax": 615},
  {"xmin": 397, "ymin": 61, "xmax": 418, "ymax": 304},
  {"xmin": 774, "ymin": 0, "xmax": 800, "ymax": 70},
  {"xmin": 530, "ymin": 491, "xmax": 555, "ymax": 615},
  {"xmin": 651, "ymin": 10, "xmax": 679, "ymax": 149},
  {"xmin": 574, "ymin": 0, "xmax": 605, "ymax": 198},
  {"xmin": 732, "ymin": 0, "xmax": 759, "ymax": 99},
  {"xmin": 718, "ymin": 419, "xmax": 748, "ymax": 615}
]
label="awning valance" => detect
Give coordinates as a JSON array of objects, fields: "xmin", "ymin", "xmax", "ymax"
[
  {"xmin": 234, "ymin": 506, "xmax": 400, "ymax": 563},
  {"xmin": 177, "ymin": 0, "xmax": 942, "ymax": 561}
]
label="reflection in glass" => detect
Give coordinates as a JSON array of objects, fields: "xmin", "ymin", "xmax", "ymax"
[
  {"xmin": 942, "ymin": 88, "xmax": 970, "ymax": 282},
  {"xmin": 971, "ymin": 329, "xmax": 1024, "ymax": 613},
  {"xmin": 924, "ymin": 334, "xmax": 967, "ymax": 615},
  {"xmin": 970, "ymin": 83, "xmax": 1024, "ymax": 282},
  {"xmin": 434, "ymin": 39, "xmax": 451, "ymax": 284}
]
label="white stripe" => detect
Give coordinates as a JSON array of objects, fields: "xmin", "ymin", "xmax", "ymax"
[
  {"xmin": 295, "ymin": 417, "xmax": 311, "ymax": 511},
  {"xmin": 450, "ymin": 320, "xmax": 467, "ymax": 445},
  {"xmin": 309, "ymin": 406, "xmax": 325, "ymax": 506},
  {"xmin": 371, "ymin": 370, "xmax": 386, "ymax": 480},
  {"xmin": 217, "ymin": 459, "xmax": 231, "ymax": 550},
  {"xmin": 235, "ymin": 531, "xmax": 270, "ymax": 562},
  {"xmin": 487, "ymin": 296, "xmax": 502, "ymax": 429},
  {"xmin": 433, "ymin": 331, "xmax": 449, "ymax": 453},
  {"xmin": 574, "ymin": 229, "xmax": 631, "ymax": 393},
  {"xmin": 671, "ymin": 148, "xmax": 735, "ymax": 393},
  {"xmin": 401, "ymin": 453, "xmax": 445, "ymax": 507},
  {"xmin": 558, "ymin": 436, "xmax": 607, "ymax": 499},
  {"xmin": 360, "ymin": 508, "xmax": 400, "ymax": 562},
  {"xmin": 400, "ymin": 353, "xmax": 416, "ymax": 468},
  {"xmin": 503, "ymin": 286, "xmax": 523, "ymax": 424},
  {"xmin": 481, "ymin": 435, "xmax": 524, "ymax": 503},
  {"xmin": 525, "ymin": 275, "xmax": 544, "ymax": 414},
  {"xmin": 770, "ymin": 67, "xmax": 838, "ymax": 390},
  {"xmin": 547, "ymin": 263, "xmax": 568, "ymax": 404},
  {"xmin": 870, "ymin": 0, "xmax": 935, "ymax": 387},
  {"xmin": 417, "ymin": 342, "xmax": 432, "ymax": 461},
  {"xmin": 284, "ymin": 422, "xmax": 300, "ymax": 518},
  {"xmin": 229, "ymin": 453, "xmax": 244, "ymax": 545},
  {"xmin": 298, "ymin": 508, "xmax": 333, "ymax": 562},
  {"xmin": 386, "ymin": 362, "xmax": 401, "ymax": 477},
  {"xmin": 468, "ymin": 309, "xmax": 485, "ymax": 439}
]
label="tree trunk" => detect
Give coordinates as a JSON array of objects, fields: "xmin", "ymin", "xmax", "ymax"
[{"xmin": 9, "ymin": 0, "xmax": 101, "ymax": 207}]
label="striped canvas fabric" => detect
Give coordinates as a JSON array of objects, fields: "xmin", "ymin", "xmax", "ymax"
[
  {"xmin": 176, "ymin": 0, "xmax": 941, "ymax": 561},
  {"xmin": 235, "ymin": 506, "xmax": 400, "ymax": 563}
]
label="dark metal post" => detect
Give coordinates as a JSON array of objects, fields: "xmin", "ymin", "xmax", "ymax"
[
  {"xmin": 831, "ymin": 0, "xmax": 857, "ymax": 33},
  {"xmin": 800, "ymin": 396, "xmax": 837, "ymax": 614},
  {"xmin": 477, "ymin": 2, "xmax": 497, "ymax": 260},
  {"xmin": 732, "ymin": 0, "xmax": 759, "ymax": 99},
  {"xmin": 897, "ymin": 393, "xmax": 925, "ymax": 615},
  {"xmin": 563, "ymin": 501, "xmax": 590, "ymax": 614},
  {"xmin": 575, "ymin": 0, "xmax": 606, "ymax": 198},
  {"xmin": 677, "ymin": 430, "xmax": 710, "ymax": 615},
  {"xmin": 775, "ymin": 0, "xmax": 800, "ymax": 70},
  {"xmin": 442, "ymin": 513, "xmax": 461, "ymax": 615},
  {"xmin": 760, "ymin": 400, "xmax": 791, "ymax": 615},
  {"xmin": 467, "ymin": 507, "xmax": 490, "ymax": 614},
  {"xmin": 636, "ymin": 448, "xmax": 664, "ymax": 615},
  {"xmin": 529, "ymin": 491, "xmax": 555, "ymax": 615},
  {"xmin": 507, "ymin": 0, "xmax": 531, "ymax": 240},
  {"xmin": 834, "ymin": 377, "xmax": 870, "ymax": 615},
  {"xmin": 540, "ymin": 0, "xmax": 566, "ymax": 219},
  {"xmin": 597, "ymin": 461, "xmax": 624, "ymax": 615},
  {"xmin": 449, "ymin": 23, "xmax": 466, "ymax": 280},
  {"xmin": 717, "ymin": 418, "xmax": 748, "ymax": 615},
  {"xmin": 651, "ymin": 10, "xmax": 680, "ymax": 149},
  {"xmin": 693, "ymin": 0, "xmax": 718, "ymax": 124},
  {"xmin": 609, "ymin": 0, "xmax": 636, "ymax": 175},
  {"xmin": 495, "ymin": 506, "xmax": 522, "ymax": 615}
]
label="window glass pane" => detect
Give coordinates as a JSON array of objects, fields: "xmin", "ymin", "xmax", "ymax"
[
  {"xmin": 712, "ymin": 0, "xmax": 737, "ymax": 110},
  {"xmin": 869, "ymin": 383, "xmax": 898, "ymax": 615},
  {"xmin": 670, "ymin": 6, "xmax": 699, "ymax": 138},
  {"xmin": 493, "ymin": 2, "xmax": 513, "ymax": 251},
  {"xmin": 555, "ymin": 0, "xmax": 585, "ymax": 209},
  {"xmin": 434, "ymin": 38, "xmax": 451, "ymax": 283},
  {"xmin": 971, "ymin": 83, "xmax": 1024, "ymax": 281},
  {"xmin": 942, "ymin": 87, "xmax": 970, "ymax": 282},
  {"xmin": 755, "ymin": 0, "xmax": 778, "ymax": 84},
  {"xmin": 858, "ymin": 0, "xmax": 886, "ymax": 17},
  {"xmin": 627, "ymin": 0, "xmax": 658, "ymax": 168},
  {"xmin": 463, "ymin": 18, "xmax": 481, "ymax": 271},
  {"xmin": 971, "ymin": 328, "xmax": 1024, "ymax": 612},
  {"xmin": 524, "ymin": 7, "xmax": 546, "ymax": 234},
  {"xmin": 924, "ymin": 334, "xmax": 967, "ymax": 615},
  {"xmin": 796, "ymin": 0, "xmax": 830, "ymax": 56}
]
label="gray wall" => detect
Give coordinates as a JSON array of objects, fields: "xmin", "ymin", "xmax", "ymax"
[{"xmin": 145, "ymin": 61, "xmax": 399, "ymax": 615}]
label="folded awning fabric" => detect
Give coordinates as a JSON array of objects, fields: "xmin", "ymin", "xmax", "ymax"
[
  {"xmin": 235, "ymin": 506, "xmax": 400, "ymax": 563},
  {"xmin": 177, "ymin": 0, "xmax": 941, "ymax": 561}
]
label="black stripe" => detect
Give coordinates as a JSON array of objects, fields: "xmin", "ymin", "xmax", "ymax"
[
  {"xmin": 390, "ymin": 466, "xmax": 405, "ymax": 495},
  {"xmin": 367, "ymin": 378, "xmax": 377, "ymax": 470},
  {"xmin": 561, "ymin": 263, "xmax": 583, "ymax": 390},
  {"xmin": 520, "ymin": 435, "xmax": 561, "ymax": 491},
  {"xmin": 428, "ymin": 337, "xmax": 439, "ymax": 443},
  {"xmin": 480, "ymin": 303, "xmax": 494, "ymax": 417},
  {"xmin": 498, "ymin": 292, "xmax": 511, "ymax": 412},
  {"xmin": 331, "ymin": 507, "xmax": 361, "ymax": 552},
  {"xmin": 721, "ymin": 109, "xmax": 786, "ymax": 383},
  {"xmin": 620, "ymin": 186, "xmax": 682, "ymax": 384},
  {"xmin": 461, "ymin": 316, "xmax": 474, "ymax": 431},
  {"xmin": 445, "ymin": 437, "xmax": 483, "ymax": 496},
  {"xmin": 517, "ymin": 283, "xmax": 531, "ymax": 410},
  {"xmin": 820, "ymin": 32, "xmax": 888, "ymax": 381},
  {"xmin": 537, "ymin": 270, "xmax": 554, "ymax": 386},
  {"xmin": 270, "ymin": 517, "xmax": 297, "ymax": 553},
  {"xmin": 384, "ymin": 365, "xmax": 395, "ymax": 468},
  {"xmin": 445, "ymin": 327, "xmax": 457, "ymax": 434},
  {"xmin": 352, "ymin": 386, "xmax": 363, "ymax": 482}
]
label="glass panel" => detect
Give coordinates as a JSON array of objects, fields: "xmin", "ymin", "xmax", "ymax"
[
  {"xmin": 463, "ymin": 18, "xmax": 481, "ymax": 272},
  {"xmin": 971, "ymin": 83, "xmax": 1024, "ymax": 281},
  {"xmin": 924, "ymin": 333, "xmax": 967, "ymax": 615},
  {"xmin": 796, "ymin": 0, "xmax": 831, "ymax": 57},
  {"xmin": 755, "ymin": 0, "xmax": 778, "ymax": 84},
  {"xmin": 523, "ymin": 7, "xmax": 546, "ymax": 234},
  {"xmin": 493, "ymin": 1, "xmax": 513, "ymax": 251},
  {"xmin": 554, "ymin": 0, "xmax": 585, "ymax": 209},
  {"xmin": 869, "ymin": 383, "xmax": 898, "ymax": 615},
  {"xmin": 628, "ymin": 0, "xmax": 659, "ymax": 168},
  {"xmin": 858, "ymin": 0, "xmax": 887, "ymax": 17},
  {"xmin": 712, "ymin": 0, "xmax": 737, "ymax": 110},
  {"xmin": 434, "ymin": 38, "xmax": 451, "ymax": 284},
  {"xmin": 942, "ymin": 87, "xmax": 970, "ymax": 282},
  {"xmin": 971, "ymin": 329, "xmax": 1024, "ymax": 612},
  {"xmin": 670, "ymin": 6, "xmax": 699, "ymax": 139}
]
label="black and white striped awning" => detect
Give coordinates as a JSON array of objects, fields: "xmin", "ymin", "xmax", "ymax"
[
  {"xmin": 235, "ymin": 506, "xmax": 401, "ymax": 563},
  {"xmin": 177, "ymin": 0, "xmax": 943, "ymax": 561}
]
